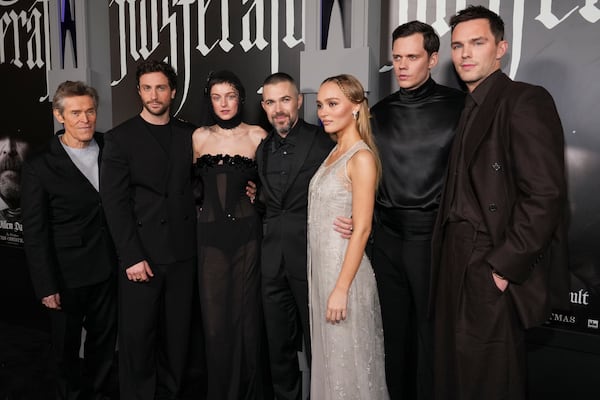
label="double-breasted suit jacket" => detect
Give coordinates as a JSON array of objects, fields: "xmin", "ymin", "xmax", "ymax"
[
  {"xmin": 22, "ymin": 133, "xmax": 116, "ymax": 298},
  {"xmin": 432, "ymin": 72, "xmax": 569, "ymax": 329},
  {"xmin": 100, "ymin": 114, "xmax": 196, "ymax": 400},
  {"xmin": 100, "ymin": 115, "xmax": 196, "ymax": 269},
  {"xmin": 256, "ymin": 119, "xmax": 335, "ymax": 281}
]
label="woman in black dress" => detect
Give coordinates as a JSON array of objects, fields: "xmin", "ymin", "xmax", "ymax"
[{"xmin": 192, "ymin": 71, "xmax": 267, "ymax": 399}]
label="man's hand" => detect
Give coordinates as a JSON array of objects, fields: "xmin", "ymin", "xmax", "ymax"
[
  {"xmin": 333, "ymin": 216, "xmax": 353, "ymax": 239},
  {"xmin": 42, "ymin": 293, "xmax": 61, "ymax": 310},
  {"xmin": 246, "ymin": 180, "xmax": 257, "ymax": 204},
  {"xmin": 126, "ymin": 260, "xmax": 154, "ymax": 283}
]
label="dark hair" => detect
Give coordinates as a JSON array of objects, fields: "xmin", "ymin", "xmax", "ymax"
[
  {"xmin": 392, "ymin": 21, "xmax": 440, "ymax": 55},
  {"xmin": 262, "ymin": 72, "xmax": 299, "ymax": 94},
  {"xmin": 52, "ymin": 81, "xmax": 99, "ymax": 114},
  {"xmin": 204, "ymin": 70, "xmax": 246, "ymax": 103},
  {"xmin": 450, "ymin": 5, "xmax": 504, "ymax": 42},
  {"xmin": 135, "ymin": 59, "xmax": 178, "ymax": 89}
]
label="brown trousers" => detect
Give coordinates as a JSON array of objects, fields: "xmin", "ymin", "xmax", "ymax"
[{"xmin": 434, "ymin": 222, "xmax": 526, "ymax": 400}]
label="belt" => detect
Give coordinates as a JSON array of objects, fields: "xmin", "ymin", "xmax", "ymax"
[{"xmin": 376, "ymin": 208, "xmax": 437, "ymax": 240}]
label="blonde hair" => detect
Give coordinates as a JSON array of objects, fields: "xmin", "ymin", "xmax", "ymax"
[{"xmin": 322, "ymin": 74, "xmax": 382, "ymax": 183}]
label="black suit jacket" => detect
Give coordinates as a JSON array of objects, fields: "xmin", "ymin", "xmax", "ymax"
[
  {"xmin": 256, "ymin": 119, "xmax": 334, "ymax": 280},
  {"xmin": 100, "ymin": 115, "xmax": 196, "ymax": 269},
  {"xmin": 432, "ymin": 72, "xmax": 569, "ymax": 328},
  {"xmin": 22, "ymin": 133, "xmax": 116, "ymax": 299}
]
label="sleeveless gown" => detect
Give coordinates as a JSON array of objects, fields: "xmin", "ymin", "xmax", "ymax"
[
  {"xmin": 193, "ymin": 154, "xmax": 262, "ymax": 399},
  {"xmin": 307, "ymin": 140, "xmax": 389, "ymax": 399}
]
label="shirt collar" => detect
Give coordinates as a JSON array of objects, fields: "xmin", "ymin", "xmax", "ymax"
[
  {"xmin": 271, "ymin": 118, "xmax": 302, "ymax": 146},
  {"xmin": 470, "ymin": 69, "xmax": 502, "ymax": 106},
  {"xmin": 396, "ymin": 76, "xmax": 437, "ymax": 101}
]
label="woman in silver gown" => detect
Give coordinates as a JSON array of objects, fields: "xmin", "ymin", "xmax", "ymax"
[{"xmin": 308, "ymin": 74, "xmax": 389, "ymax": 399}]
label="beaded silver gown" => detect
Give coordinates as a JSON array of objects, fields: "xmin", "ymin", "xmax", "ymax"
[{"xmin": 307, "ymin": 140, "xmax": 389, "ymax": 399}]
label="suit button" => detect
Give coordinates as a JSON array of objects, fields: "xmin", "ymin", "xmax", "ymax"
[
  {"xmin": 488, "ymin": 203, "xmax": 498, "ymax": 212},
  {"xmin": 137, "ymin": 221, "xmax": 142, "ymax": 226},
  {"xmin": 164, "ymin": 193, "xmax": 169, "ymax": 198},
  {"xmin": 160, "ymin": 219, "xmax": 166, "ymax": 224}
]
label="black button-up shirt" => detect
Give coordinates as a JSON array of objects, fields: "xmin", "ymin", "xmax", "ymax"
[{"xmin": 264, "ymin": 124, "xmax": 299, "ymax": 200}]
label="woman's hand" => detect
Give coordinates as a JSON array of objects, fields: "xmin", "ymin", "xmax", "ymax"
[{"xmin": 326, "ymin": 286, "xmax": 349, "ymax": 324}]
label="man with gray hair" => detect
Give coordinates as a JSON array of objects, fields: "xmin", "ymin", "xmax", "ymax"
[{"xmin": 22, "ymin": 80, "xmax": 117, "ymax": 399}]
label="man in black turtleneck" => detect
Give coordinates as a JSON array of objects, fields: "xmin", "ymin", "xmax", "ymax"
[{"xmin": 369, "ymin": 21, "xmax": 464, "ymax": 400}]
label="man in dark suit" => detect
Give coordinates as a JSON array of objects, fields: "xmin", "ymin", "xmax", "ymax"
[
  {"xmin": 431, "ymin": 6, "xmax": 569, "ymax": 400},
  {"xmin": 100, "ymin": 60, "xmax": 196, "ymax": 400},
  {"xmin": 257, "ymin": 72, "xmax": 335, "ymax": 400},
  {"xmin": 22, "ymin": 81, "xmax": 117, "ymax": 400}
]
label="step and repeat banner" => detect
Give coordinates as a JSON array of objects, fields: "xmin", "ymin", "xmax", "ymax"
[
  {"xmin": 0, "ymin": 0, "xmax": 53, "ymax": 246},
  {"xmin": 1, "ymin": 0, "xmax": 599, "ymax": 336},
  {"xmin": 108, "ymin": 0, "xmax": 304, "ymax": 128}
]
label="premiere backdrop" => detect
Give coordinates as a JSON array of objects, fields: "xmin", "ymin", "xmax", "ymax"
[{"xmin": 1, "ymin": 0, "xmax": 599, "ymax": 335}]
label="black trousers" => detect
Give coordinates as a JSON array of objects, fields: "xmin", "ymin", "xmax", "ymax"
[
  {"xmin": 262, "ymin": 261, "xmax": 310, "ymax": 400},
  {"xmin": 434, "ymin": 222, "xmax": 526, "ymax": 400},
  {"xmin": 50, "ymin": 276, "xmax": 117, "ymax": 400},
  {"xmin": 371, "ymin": 212, "xmax": 435, "ymax": 400},
  {"xmin": 118, "ymin": 259, "xmax": 195, "ymax": 400}
]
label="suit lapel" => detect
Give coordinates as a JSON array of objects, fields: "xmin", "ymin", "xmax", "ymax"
[
  {"xmin": 50, "ymin": 135, "xmax": 98, "ymax": 193},
  {"xmin": 463, "ymin": 73, "xmax": 511, "ymax": 168},
  {"xmin": 256, "ymin": 131, "xmax": 279, "ymax": 204},
  {"xmin": 282, "ymin": 121, "xmax": 315, "ymax": 198}
]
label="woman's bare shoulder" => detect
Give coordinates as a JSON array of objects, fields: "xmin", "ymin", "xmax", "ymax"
[
  {"xmin": 246, "ymin": 124, "xmax": 268, "ymax": 142},
  {"xmin": 192, "ymin": 125, "xmax": 213, "ymax": 141}
]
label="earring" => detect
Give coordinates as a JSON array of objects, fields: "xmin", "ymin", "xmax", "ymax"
[{"xmin": 352, "ymin": 110, "xmax": 358, "ymax": 120}]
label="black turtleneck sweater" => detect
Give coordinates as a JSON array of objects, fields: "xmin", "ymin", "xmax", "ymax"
[{"xmin": 371, "ymin": 77, "xmax": 465, "ymax": 215}]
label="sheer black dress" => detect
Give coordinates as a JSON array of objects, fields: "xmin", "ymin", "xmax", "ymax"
[{"xmin": 193, "ymin": 154, "xmax": 262, "ymax": 399}]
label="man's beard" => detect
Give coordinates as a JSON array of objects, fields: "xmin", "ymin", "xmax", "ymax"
[
  {"xmin": 271, "ymin": 113, "xmax": 293, "ymax": 136},
  {"xmin": 0, "ymin": 170, "xmax": 21, "ymax": 208},
  {"xmin": 143, "ymin": 101, "xmax": 170, "ymax": 117}
]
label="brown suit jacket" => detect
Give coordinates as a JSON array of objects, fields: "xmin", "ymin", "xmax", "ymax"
[{"xmin": 432, "ymin": 72, "xmax": 569, "ymax": 329}]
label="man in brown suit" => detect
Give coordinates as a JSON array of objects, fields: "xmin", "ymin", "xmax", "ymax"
[{"xmin": 431, "ymin": 6, "xmax": 569, "ymax": 400}]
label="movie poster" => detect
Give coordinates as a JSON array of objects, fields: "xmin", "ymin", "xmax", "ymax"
[
  {"xmin": 108, "ymin": 0, "xmax": 304, "ymax": 128},
  {"xmin": 0, "ymin": 0, "xmax": 54, "ymax": 247}
]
